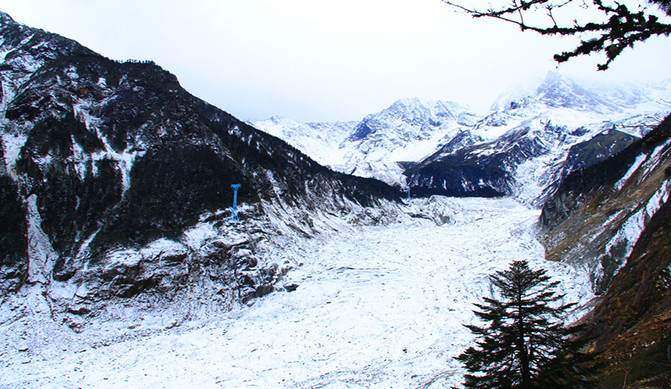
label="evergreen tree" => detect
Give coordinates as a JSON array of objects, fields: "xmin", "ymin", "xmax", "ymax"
[{"xmin": 456, "ymin": 260, "xmax": 593, "ymax": 388}]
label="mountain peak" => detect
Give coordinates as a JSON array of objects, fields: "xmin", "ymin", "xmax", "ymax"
[
  {"xmin": 535, "ymin": 72, "xmax": 597, "ymax": 108},
  {"xmin": 0, "ymin": 11, "xmax": 16, "ymax": 26},
  {"xmin": 388, "ymin": 97, "xmax": 462, "ymax": 114},
  {"xmin": 348, "ymin": 97, "xmax": 466, "ymax": 141},
  {"xmin": 491, "ymin": 72, "xmax": 653, "ymax": 114}
]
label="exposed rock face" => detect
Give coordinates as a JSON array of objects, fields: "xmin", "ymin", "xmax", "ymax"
[
  {"xmin": 0, "ymin": 175, "xmax": 26, "ymax": 292},
  {"xmin": 560, "ymin": 128, "xmax": 639, "ymax": 178},
  {"xmin": 0, "ymin": 12, "xmax": 401, "ymax": 319}
]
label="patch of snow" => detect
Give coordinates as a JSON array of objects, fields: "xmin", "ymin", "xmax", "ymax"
[
  {"xmin": 104, "ymin": 239, "xmax": 187, "ymax": 270},
  {"xmin": 645, "ymin": 180, "xmax": 670, "ymax": 219},
  {"xmin": 25, "ymin": 195, "xmax": 59, "ymax": 284},
  {"xmin": 75, "ymin": 228, "xmax": 101, "ymax": 261},
  {"xmin": 0, "ymin": 48, "xmax": 11, "ymax": 63},
  {"xmin": 181, "ymin": 221, "xmax": 219, "ymax": 252},
  {"xmin": 69, "ymin": 135, "xmax": 88, "ymax": 180},
  {"xmin": 9, "ymin": 49, "xmax": 42, "ymax": 74},
  {"xmin": 615, "ymin": 153, "xmax": 647, "ymax": 190},
  {"xmin": 1, "ymin": 132, "xmax": 27, "ymax": 178},
  {"xmin": 605, "ymin": 180, "xmax": 671, "ymax": 277},
  {"xmin": 65, "ymin": 65, "xmax": 79, "ymax": 80}
]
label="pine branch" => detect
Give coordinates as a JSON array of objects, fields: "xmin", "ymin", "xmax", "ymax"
[{"xmin": 441, "ymin": 0, "xmax": 671, "ymax": 70}]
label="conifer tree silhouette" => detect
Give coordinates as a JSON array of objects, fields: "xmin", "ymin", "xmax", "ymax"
[{"xmin": 456, "ymin": 260, "xmax": 594, "ymax": 388}]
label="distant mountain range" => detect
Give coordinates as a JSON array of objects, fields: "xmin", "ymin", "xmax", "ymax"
[{"xmin": 252, "ymin": 72, "xmax": 671, "ymax": 204}]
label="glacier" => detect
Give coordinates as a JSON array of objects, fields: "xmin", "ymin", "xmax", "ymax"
[{"xmin": 0, "ymin": 197, "xmax": 594, "ymax": 388}]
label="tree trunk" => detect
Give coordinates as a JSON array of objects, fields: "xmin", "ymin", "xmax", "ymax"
[{"xmin": 517, "ymin": 285, "xmax": 531, "ymax": 387}]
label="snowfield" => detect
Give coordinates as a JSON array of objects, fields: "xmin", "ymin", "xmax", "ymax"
[{"xmin": 0, "ymin": 197, "xmax": 594, "ymax": 388}]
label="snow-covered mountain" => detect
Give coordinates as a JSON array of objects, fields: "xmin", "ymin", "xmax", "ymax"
[
  {"xmin": 491, "ymin": 71, "xmax": 651, "ymax": 113},
  {"xmin": 245, "ymin": 116, "xmax": 356, "ymax": 167},
  {"xmin": 408, "ymin": 73, "xmax": 670, "ymax": 204},
  {"xmin": 256, "ymin": 72, "xmax": 671, "ymax": 205},
  {"xmin": 253, "ymin": 97, "xmax": 479, "ymax": 186}
]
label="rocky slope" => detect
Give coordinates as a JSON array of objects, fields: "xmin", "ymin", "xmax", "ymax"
[
  {"xmin": 538, "ymin": 115, "xmax": 671, "ymax": 292},
  {"xmin": 584, "ymin": 195, "xmax": 671, "ymax": 388},
  {"xmin": 0, "ymin": 11, "xmax": 401, "ymax": 324},
  {"xmin": 537, "ymin": 114, "xmax": 671, "ymax": 386}
]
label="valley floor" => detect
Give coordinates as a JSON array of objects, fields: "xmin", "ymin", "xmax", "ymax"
[{"xmin": 0, "ymin": 198, "xmax": 594, "ymax": 388}]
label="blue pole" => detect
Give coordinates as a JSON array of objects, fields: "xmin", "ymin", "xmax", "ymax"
[
  {"xmin": 231, "ymin": 184, "xmax": 241, "ymax": 222},
  {"xmin": 407, "ymin": 187, "xmax": 411, "ymax": 202}
]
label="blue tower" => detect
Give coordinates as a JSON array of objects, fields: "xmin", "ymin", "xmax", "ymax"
[{"xmin": 231, "ymin": 184, "xmax": 241, "ymax": 222}]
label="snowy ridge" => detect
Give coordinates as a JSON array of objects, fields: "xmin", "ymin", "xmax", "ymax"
[
  {"xmin": 249, "ymin": 117, "xmax": 356, "ymax": 167},
  {"xmin": 253, "ymin": 98, "xmax": 477, "ymax": 186}
]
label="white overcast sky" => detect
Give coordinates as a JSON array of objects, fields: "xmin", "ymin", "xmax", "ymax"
[{"xmin": 1, "ymin": 0, "xmax": 670, "ymax": 122}]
